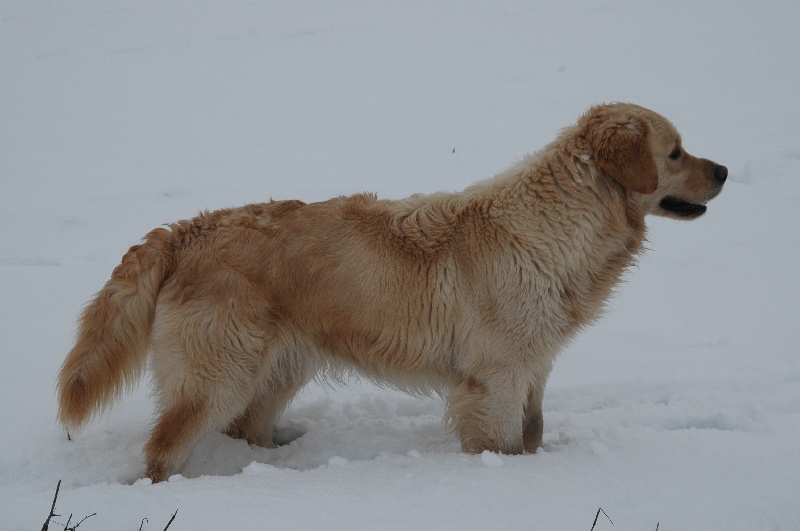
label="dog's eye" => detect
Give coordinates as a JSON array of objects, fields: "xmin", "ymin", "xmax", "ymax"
[{"xmin": 668, "ymin": 147, "xmax": 682, "ymax": 160}]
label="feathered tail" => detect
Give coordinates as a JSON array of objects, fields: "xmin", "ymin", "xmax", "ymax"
[{"xmin": 57, "ymin": 226, "xmax": 176, "ymax": 432}]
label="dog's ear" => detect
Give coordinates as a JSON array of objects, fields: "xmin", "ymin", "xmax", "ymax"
[{"xmin": 584, "ymin": 110, "xmax": 658, "ymax": 194}]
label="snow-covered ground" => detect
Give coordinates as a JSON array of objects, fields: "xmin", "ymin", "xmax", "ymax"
[{"xmin": 1, "ymin": 1, "xmax": 798, "ymax": 529}]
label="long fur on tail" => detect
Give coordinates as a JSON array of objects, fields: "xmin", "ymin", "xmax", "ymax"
[{"xmin": 57, "ymin": 226, "xmax": 176, "ymax": 432}]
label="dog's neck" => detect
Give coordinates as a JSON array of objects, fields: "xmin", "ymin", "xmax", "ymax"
[{"xmin": 473, "ymin": 144, "xmax": 646, "ymax": 245}]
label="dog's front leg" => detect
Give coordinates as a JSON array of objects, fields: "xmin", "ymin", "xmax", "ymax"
[
  {"xmin": 446, "ymin": 374, "xmax": 527, "ymax": 455},
  {"xmin": 523, "ymin": 385, "xmax": 545, "ymax": 453}
]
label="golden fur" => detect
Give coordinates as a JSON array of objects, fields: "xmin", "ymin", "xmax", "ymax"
[{"xmin": 57, "ymin": 103, "xmax": 726, "ymax": 482}]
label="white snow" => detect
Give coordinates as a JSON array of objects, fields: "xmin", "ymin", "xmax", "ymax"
[{"xmin": 1, "ymin": 1, "xmax": 799, "ymax": 529}]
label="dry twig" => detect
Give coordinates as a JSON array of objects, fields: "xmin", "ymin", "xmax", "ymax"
[
  {"xmin": 41, "ymin": 480, "xmax": 62, "ymax": 531},
  {"xmin": 64, "ymin": 511, "xmax": 97, "ymax": 530},
  {"xmin": 590, "ymin": 507, "xmax": 614, "ymax": 530},
  {"xmin": 41, "ymin": 479, "xmax": 176, "ymax": 530},
  {"xmin": 163, "ymin": 510, "xmax": 178, "ymax": 530}
]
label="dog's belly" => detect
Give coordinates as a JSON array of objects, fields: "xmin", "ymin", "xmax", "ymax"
[{"xmin": 275, "ymin": 316, "xmax": 457, "ymax": 378}]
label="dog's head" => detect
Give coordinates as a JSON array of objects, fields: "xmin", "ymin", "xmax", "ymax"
[{"xmin": 581, "ymin": 103, "xmax": 726, "ymax": 220}]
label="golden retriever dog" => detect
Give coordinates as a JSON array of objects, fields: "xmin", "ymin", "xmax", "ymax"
[{"xmin": 57, "ymin": 103, "xmax": 727, "ymax": 482}]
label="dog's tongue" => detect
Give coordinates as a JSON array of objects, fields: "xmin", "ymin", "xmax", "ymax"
[{"xmin": 659, "ymin": 197, "xmax": 707, "ymax": 218}]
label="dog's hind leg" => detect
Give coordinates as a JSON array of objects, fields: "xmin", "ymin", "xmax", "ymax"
[
  {"xmin": 144, "ymin": 354, "xmax": 269, "ymax": 482},
  {"xmin": 144, "ymin": 371, "xmax": 268, "ymax": 482},
  {"xmin": 144, "ymin": 302, "xmax": 274, "ymax": 482},
  {"xmin": 224, "ymin": 359, "xmax": 310, "ymax": 448},
  {"xmin": 144, "ymin": 396, "xmax": 212, "ymax": 483}
]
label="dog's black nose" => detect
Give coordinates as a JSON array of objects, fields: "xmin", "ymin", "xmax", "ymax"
[{"xmin": 714, "ymin": 164, "xmax": 728, "ymax": 183}]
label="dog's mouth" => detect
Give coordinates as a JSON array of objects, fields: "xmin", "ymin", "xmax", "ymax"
[{"xmin": 659, "ymin": 196, "xmax": 708, "ymax": 218}]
